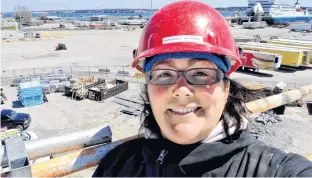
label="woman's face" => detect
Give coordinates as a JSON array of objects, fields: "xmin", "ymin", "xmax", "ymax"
[{"xmin": 147, "ymin": 58, "xmax": 230, "ymax": 144}]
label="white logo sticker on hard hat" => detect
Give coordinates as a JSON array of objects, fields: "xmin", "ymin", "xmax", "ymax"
[{"xmin": 163, "ymin": 35, "xmax": 204, "ymax": 44}]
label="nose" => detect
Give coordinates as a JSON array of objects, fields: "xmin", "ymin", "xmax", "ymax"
[{"xmin": 172, "ymin": 75, "xmax": 194, "ymax": 99}]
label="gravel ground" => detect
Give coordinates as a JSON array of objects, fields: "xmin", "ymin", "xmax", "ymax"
[
  {"xmin": 0, "ymin": 82, "xmax": 143, "ymax": 142},
  {"xmin": 248, "ymin": 108, "xmax": 312, "ymax": 156}
]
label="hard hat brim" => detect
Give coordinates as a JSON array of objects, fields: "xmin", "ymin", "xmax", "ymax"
[{"xmin": 132, "ymin": 42, "xmax": 241, "ymax": 75}]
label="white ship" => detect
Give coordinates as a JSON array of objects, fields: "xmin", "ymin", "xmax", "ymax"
[{"xmin": 247, "ymin": 0, "xmax": 312, "ymax": 24}]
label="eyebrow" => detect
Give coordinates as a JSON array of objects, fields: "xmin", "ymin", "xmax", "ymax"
[{"xmin": 156, "ymin": 59, "xmax": 198, "ymax": 67}]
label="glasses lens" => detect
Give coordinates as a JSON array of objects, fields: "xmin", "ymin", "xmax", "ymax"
[
  {"xmin": 186, "ymin": 68, "xmax": 218, "ymax": 85},
  {"xmin": 149, "ymin": 69, "xmax": 178, "ymax": 85}
]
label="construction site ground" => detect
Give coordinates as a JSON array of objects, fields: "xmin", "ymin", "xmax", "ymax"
[{"xmin": 1, "ymin": 24, "xmax": 312, "ymax": 177}]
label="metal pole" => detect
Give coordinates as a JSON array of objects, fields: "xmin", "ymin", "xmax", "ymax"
[
  {"xmin": 26, "ymin": 84, "xmax": 312, "ymax": 177},
  {"xmin": 1, "ymin": 125, "xmax": 112, "ymax": 168},
  {"xmin": 31, "ymin": 134, "xmax": 141, "ymax": 177}
]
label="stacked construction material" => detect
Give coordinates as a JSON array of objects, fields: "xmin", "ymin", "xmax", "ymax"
[
  {"xmin": 41, "ymin": 74, "xmax": 70, "ymax": 82},
  {"xmin": 40, "ymin": 74, "xmax": 73, "ymax": 93},
  {"xmin": 243, "ymin": 21, "xmax": 267, "ymax": 29},
  {"xmin": 49, "ymin": 80, "xmax": 61, "ymax": 92},
  {"xmin": 11, "ymin": 76, "xmax": 40, "ymax": 87},
  {"xmin": 289, "ymin": 20, "xmax": 312, "ymax": 32},
  {"xmin": 41, "ymin": 82, "xmax": 51, "ymax": 94},
  {"xmin": 18, "ymin": 81, "xmax": 44, "ymax": 107}
]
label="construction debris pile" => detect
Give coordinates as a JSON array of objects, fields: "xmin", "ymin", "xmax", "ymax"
[
  {"xmin": 247, "ymin": 111, "xmax": 281, "ymax": 139},
  {"xmin": 254, "ymin": 110, "xmax": 281, "ymax": 126},
  {"xmin": 65, "ymin": 77, "xmax": 105, "ymax": 99},
  {"xmin": 64, "ymin": 77, "xmax": 129, "ymax": 101}
]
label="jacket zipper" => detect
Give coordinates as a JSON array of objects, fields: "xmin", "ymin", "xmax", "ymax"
[{"xmin": 155, "ymin": 150, "xmax": 168, "ymax": 177}]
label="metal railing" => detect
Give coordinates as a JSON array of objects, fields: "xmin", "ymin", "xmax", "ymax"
[{"xmin": 1, "ymin": 65, "xmax": 146, "ymax": 86}]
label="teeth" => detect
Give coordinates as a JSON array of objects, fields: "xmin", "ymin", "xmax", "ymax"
[{"xmin": 171, "ymin": 108, "xmax": 197, "ymax": 114}]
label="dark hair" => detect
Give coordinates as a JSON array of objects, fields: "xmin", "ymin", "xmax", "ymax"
[{"xmin": 139, "ymin": 78, "xmax": 273, "ymax": 142}]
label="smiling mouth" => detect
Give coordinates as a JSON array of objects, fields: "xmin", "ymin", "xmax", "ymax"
[{"xmin": 168, "ymin": 107, "xmax": 201, "ymax": 115}]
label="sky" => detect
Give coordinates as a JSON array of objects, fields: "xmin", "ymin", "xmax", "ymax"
[{"xmin": 1, "ymin": 0, "xmax": 312, "ymax": 12}]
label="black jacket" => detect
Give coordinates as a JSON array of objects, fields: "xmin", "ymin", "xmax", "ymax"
[{"xmin": 93, "ymin": 131, "xmax": 312, "ymax": 177}]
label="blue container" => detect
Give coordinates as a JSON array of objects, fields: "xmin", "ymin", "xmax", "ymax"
[{"xmin": 18, "ymin": 81, "xmax": 44, "ymax": 107}]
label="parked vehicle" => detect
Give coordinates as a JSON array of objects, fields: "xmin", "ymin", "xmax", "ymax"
[
  {"xmin": 55, "ymin": 43, "xmax": 67, "ymax": 51},
  {"xmin": 1, "ymin": 109, "xmax": 31, "ymax": 130}
]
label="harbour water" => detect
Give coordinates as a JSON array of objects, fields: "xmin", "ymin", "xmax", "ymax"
[{"xmin": 2, "ymin": 10, "xmax": 248, "ymax": 20}]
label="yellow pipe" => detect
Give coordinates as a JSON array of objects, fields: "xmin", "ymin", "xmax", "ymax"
[{"xmin": 246, "ymin": 84, "xmax": 312, "ymax": 114}]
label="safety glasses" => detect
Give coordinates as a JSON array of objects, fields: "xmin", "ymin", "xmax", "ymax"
[{"xmin": 146, "ymin": 68, "xmax": 225, "ymax": 86}]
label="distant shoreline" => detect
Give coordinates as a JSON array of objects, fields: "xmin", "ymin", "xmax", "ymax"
[{"xmin": 2, "ymin": 6, "xmax": 311, "ymax": 13}]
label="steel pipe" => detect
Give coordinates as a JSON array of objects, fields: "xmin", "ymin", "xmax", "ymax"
[
  {"xmin": 31, "ymin": 135, "xmax": 140, "ymax": 177},
  {"xmin": 1, "ymin": 125, "xmax": 112, "ymax": 168}
]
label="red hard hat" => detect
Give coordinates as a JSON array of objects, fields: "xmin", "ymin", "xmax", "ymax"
[{"xmin": 131, "ymin": 0, "xmax": 241, "ymax": 75}]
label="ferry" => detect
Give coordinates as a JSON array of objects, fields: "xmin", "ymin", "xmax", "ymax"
[{"xmin": 246, "ymin": 0, "xmax": 312, "ymax": 24}]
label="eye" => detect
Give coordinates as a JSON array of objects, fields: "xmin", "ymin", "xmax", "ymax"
[
  {"xmin": 193, "ymin": 71, "xmax": 208, "ymax": 76},
  {"xmin": 159, "ymin": 72, "xmax": 173, "ymax": 77},
  {"xmin": 150, "ymin": 70, "xmax": 175, "ymax": 80}
]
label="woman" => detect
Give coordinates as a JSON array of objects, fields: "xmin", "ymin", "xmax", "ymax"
[{"xmin": 93, "ymin": 1, "xmax": 312, "ymax": 177}]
